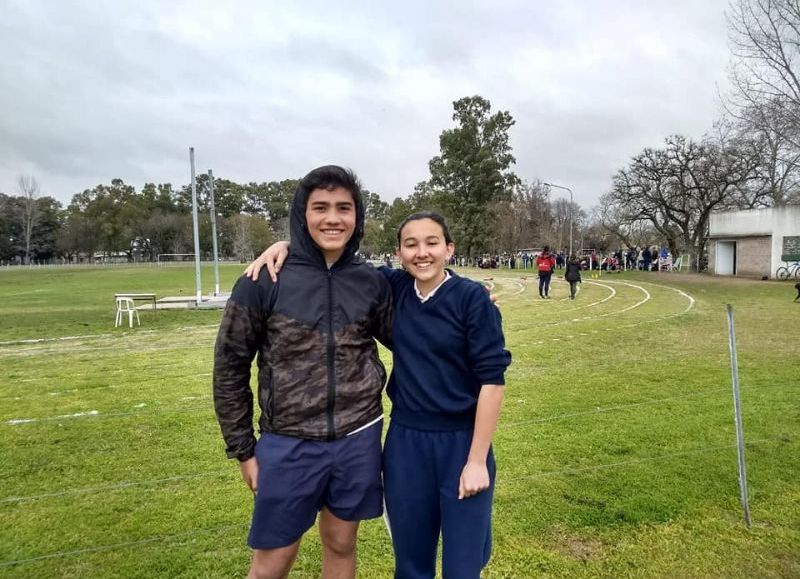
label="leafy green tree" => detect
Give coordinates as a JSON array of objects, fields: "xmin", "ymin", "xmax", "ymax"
[
  {"xmin": 360, "ymin": 219, "xmax": 385, "ymax": 257},
  {"xmin": 380, "ymin": 197, "xmax": 414, "ymax": 252},
  {"xmin": 67, "ymin": 179, "xmax": 148, "ymax": 259},
  {"xmin": 0, "ymin": 193, "xmax": 19, "ymax": 261},
  {"xmin": 427, "ymin": 96, "xmax": 520, "ymax": 256},
  {"xmin": 362, "ymin": 190, "xmax": 389, "ymax": 221},
  {"xmin": 262, "ymin": 179, "xmax": 298, "ymax": 240},
  {"xmin": 0, "ymin": 192, "xmax": 62, "ymax": 262},
  {"xmin": 29, "ymin": 196, "xmax": 62, "ymax": 261}
]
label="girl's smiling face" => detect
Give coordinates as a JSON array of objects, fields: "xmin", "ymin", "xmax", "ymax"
[{"xmin": 397, "ymin": 217, "xmax": 455, "ymax": 292}]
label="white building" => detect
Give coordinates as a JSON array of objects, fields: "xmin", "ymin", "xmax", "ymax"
[{"xmin": 708, "ymin": 205, "xmax": 800, "ymax": 278}]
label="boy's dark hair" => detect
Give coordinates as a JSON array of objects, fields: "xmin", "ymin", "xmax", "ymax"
[
  {"xmin": 396, "ymin": 211, "xmax": 454, "ymax": 246},
  {"xmin": 298, "ymin": 165, "xmax": 362, "ymax": 208},
  {"xmin": 543, "ymin": 245, "xmax": 550, "ymax": 253}
]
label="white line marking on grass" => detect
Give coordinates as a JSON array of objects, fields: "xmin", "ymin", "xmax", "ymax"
[
  {"xmin": 511, "ymin": 280, "xmax": 527, "ymax": 296},
  {"xmin": 14, "ymin": 361, "xmax": 202, "ymax": 384},
  {"xmin": 535, "ymin": 281, "xmax": 650, "ymax": 328},
  {"xmin": 2, "ymin": 404, "xmax": 210, "ymax": 426},
  {"xmin": 0, "ymin": 324, "xmax": 219, "ymax": 348},
  {"xmin": 634, "ymin": 280, "xmax": 696, "ymax": 314},
  {"xmin": 0, "ymin": 471, "xmax": 230, "ymax": 504},
  {"xmin": 0, "ymin": 333, "xmax": 115, "ymax": 346},
  {"xmin": 556, "ymin": 280, "xmax": 616, "ymax": 312},
  {"xmin": 499, "ymin": 280, "xmax": 526, "ymax": 297},
  {"xmin": 2, "ymin": 373, "xmax": 212, "ymax": 402},
  {"xmin": 0, "ymin": 523, "xmax": 246, "ymax": 568},
  {"xmin": 0, "ymin": 340, "xmax": 216, "ymax": 357},
  {"xmin": 6, "ymin": 410, "xmax": 99, "ymax": 425},
  {"xmin": 510, "ymin": 281, "xmax": 696, "ymax": 346}
]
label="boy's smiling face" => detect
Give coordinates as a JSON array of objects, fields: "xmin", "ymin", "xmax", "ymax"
[{"xmin": 305, "ymin": 187, "xmax": 356, "ymax": 263}]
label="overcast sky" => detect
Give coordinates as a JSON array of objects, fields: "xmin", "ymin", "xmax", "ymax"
[{"xmin": 1, "ymin": 0, "xmax": 733, "ymax": 209}]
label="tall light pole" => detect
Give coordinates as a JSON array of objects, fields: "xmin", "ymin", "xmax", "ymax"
[
  {"xmin": 544, "ymin": 182, "xmax": 573, "ymax": 256},
  {"xmin": 189, "ymin": 147, "xmax": 202, "ymax": 305},
  {"xmin": 208, "ymin": 169, "xmax": 220, "ymax": 296}
]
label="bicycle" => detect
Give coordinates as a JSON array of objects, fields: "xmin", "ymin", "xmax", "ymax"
[{"xmin": 776, "ymin": 260, "xmax": 800, "ymax": 280}]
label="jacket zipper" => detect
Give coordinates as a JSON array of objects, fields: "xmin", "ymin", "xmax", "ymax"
[{"xmin": 325, "ymin": 269, "xmax": 336, "ymax": 440}]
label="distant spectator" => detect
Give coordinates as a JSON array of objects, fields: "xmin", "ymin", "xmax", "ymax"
[
  {"xmin": 535, "ymin": 245, "xmax": 556, "ymax": 298},
  {"xmin": 564, "ymin": 254, "xmax": 582, "ymax": 300},
  {"xmin": 626, "ymin": 249, "xmax": 636, "ymax": 270}
]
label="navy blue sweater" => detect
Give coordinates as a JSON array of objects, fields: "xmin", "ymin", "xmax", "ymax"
[{"xmin": 381, "ymin": 269, "xmax": 511, "ymax": 431}]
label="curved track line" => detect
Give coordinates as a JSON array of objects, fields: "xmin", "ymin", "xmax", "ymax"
[
  {"xmin": 522, "ymin": 279, "xmax": 616, "ymax": 310},
  {"xmin": 526, "ymin": 281, "xmax": 696, "ymax": 345}
]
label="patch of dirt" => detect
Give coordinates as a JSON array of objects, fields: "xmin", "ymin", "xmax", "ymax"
[{"xmin": 556, "ymin": 537, "xmax": 605, "ymax": 562}]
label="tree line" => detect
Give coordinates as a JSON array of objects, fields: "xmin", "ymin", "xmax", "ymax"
[{"xmin": 1, "ymin": 95, "xmax": 593, "ymax": 264}]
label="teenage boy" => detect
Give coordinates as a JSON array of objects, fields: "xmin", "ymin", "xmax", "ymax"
[{"xmin": 213, "ymin": 165, "xmax": 392, "ymax": 579}]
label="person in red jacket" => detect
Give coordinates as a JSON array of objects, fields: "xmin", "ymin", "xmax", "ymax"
[{"xmin": 535, "ymin": 246, "xmax": 556, "ymax": 298}]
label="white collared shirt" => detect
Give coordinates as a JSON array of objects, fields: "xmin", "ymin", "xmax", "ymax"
[{"xmin": 415, "ymin": 270, "xmax": 452, "ymax": 303}]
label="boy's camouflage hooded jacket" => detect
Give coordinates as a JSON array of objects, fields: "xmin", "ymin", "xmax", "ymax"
[{"xmin": 212, "ymin": 182, "xmax": 392, "ymax": 461}]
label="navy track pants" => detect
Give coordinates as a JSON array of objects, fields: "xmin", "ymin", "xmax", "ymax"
[
  {"xmin": 383, "ymin": 422, "xmax": 495, "ymax": 579},
  {"xmin": 538, "ymin": 272, "xmax": 552, "ymax": 297}
]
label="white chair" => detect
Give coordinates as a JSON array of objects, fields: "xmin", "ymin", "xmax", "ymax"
[{"xmin": 115, "ymin": 297, "xmax": 140, "ymax": 328}]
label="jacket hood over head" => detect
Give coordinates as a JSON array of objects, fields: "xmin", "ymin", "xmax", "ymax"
[{"xmin": 289, "ymin": 165, "xmax": 365, "ymax": 267}]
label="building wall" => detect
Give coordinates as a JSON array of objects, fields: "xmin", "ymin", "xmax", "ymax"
[
  {"xmin": 709, "ymin": 206, "xmax": 800, "ymax": 277},
  {"xmin": 737, "ymin": 236, "xmax": 772, "ymax": 277},
  {"xmin": 708, "ymin": 242, "xmax": 716, "ymax": 274}
]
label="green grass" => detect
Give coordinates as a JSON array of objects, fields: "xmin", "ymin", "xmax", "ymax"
[{"xmin": 0, "ymin": 265, "xmax": 798, "ymax": 578}]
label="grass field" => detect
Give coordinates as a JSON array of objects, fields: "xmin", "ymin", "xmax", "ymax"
[{"xmin": 0, "ymin": 264, "xmax": 798, "ymax": 578}]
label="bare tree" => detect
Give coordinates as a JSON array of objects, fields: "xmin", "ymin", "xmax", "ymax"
[
  {"xmin": 594, "ymin": 192, "xmax": 654, "ymax": 250},
  {"xmin": 232, "ymin": 214, "xmax": 253, "ymax": 262},
  {"xmin": 606, "ymin": 135, "xmax": 760, "ymax": 268},
  {"xmin": 17, "ymin": 175, "xmax": 40, "ymax": 264},
  {"xmin": 718, "ymin": 100, "xmax": 800, "ymax": 205},
  {"xmin": 487, "ymin": 181, "xmax": 551, "ymax": 251},
  {"xmin": 726, "ymin": 0, "xmax": 800, "ymax": 146}
]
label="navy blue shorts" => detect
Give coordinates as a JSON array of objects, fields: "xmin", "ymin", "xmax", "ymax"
[{"xmin": 247, "ymin": 420, "xmax": 383, "ymax": 550}]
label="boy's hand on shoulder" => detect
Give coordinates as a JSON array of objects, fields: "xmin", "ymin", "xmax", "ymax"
[{"xmin": 244, "ymin": 241, "xmax": 290, "ymax": 283}]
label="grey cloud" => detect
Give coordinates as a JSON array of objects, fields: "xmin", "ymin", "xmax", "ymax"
[{"xmin": 1, "ymin": 0, "xmax": 734, "ymax": 208}]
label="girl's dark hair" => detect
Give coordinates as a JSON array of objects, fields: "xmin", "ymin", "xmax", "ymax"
[{"xmin": 396, "ymin": 211, "xmax": 454, "ymax": 246}]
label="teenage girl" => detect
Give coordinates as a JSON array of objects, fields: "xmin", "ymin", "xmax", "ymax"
[{"xmin": 380, "ymin": 211, "xmax": 511, "ymax": 578}]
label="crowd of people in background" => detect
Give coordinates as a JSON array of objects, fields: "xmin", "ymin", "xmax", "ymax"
[{"xmin": 374, "ymin": 245, "xmax": 675, "ymax": 273}]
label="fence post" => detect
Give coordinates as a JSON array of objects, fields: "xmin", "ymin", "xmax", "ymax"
[{"xmin": 726, "ymin": 304, "xmax": 752, "ymax": 528}]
